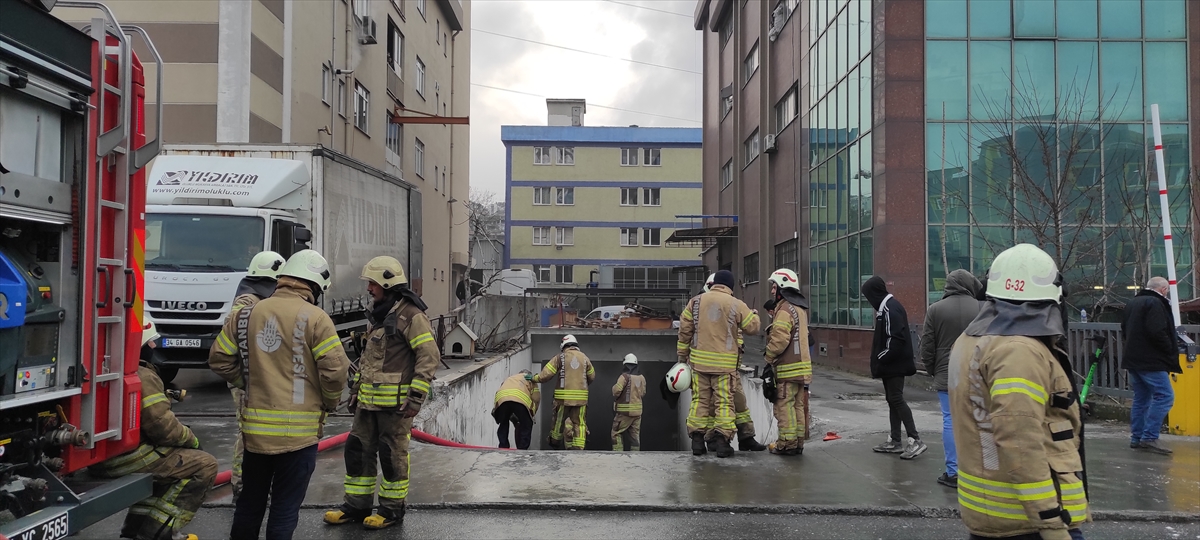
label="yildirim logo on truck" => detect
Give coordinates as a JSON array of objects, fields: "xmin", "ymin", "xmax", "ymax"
[{"xmin": 156, "ymin": 170, "xmax": 261, "ymax": 186}]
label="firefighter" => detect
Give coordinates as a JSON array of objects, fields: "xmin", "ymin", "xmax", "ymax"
[
  {"xmin": 611, "ymin": 354, "xmax": 647, "ymax": 451},
  {"xmin": 91, "ymin": 321, "xmax": 216, "ymax": 540},
  {"xmin": 324, "ymin": 256, "xmax": 439, "ymax": 529},
  {"xmin": 763, "ymin": 269, "xmax": 813, "ymax": 456},
  {"xmin": 697, "ymin": 274, "xmax": 766, "ymax": 453},
  {"xmin": 209, "ymin": 249, "xmax": 349, "ymax": 540},
  {"xmin": 493, "ymin": 370, "xmax": 540, "ymax": 449},
  {"xmin": 678, "ymin": 269, "xmax": 760, "ymax": 458},
  {"xmin": 226, "ymin": 250, "xmax": 285, "ymax": 502},
  {"xmin": 949, "ymin": 244, "xmax": 1089, "ymax": 540},
  {"xmin": 529, "ymin": 334, "xmax": 595, "ymax": 450}
]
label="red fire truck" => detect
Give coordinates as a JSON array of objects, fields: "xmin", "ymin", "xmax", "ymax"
[{"xmin": 1, "ymin": 0, "xmax": 162, "ymax": 537}]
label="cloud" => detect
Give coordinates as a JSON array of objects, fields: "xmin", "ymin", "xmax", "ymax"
[{"xmin": 469, "ymin": 0, "xmax": 702, "ymax": 201}]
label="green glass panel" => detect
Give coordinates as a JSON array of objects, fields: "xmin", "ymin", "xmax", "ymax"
[
  {"xmin": 969, "ymin": 41, "xmax": 1011, "ymax": 121},
  {"xmin": 860, "ymin": 230, "xmax": 874, "ymax": 281},
  {"xmin": 1144, "ymin": 42, "xmax": 1187, "ymax": 121},
  {"xmin": 859, "ymin": 133, "xmax": 873, "ymax": 229},
  {"xmin": 1155, "ymin": 124, "xmax": 1190, "ymax": 226},
  {"xmin": 1100, "ymin": 0, "xmax": 1141, "ymax": 38},
  {"xmin": 926, "ymin": 41, "xmax": 967, "ymax": 120},
  {"xmin": 969, "ymin": 122, "xmax": 1013, "ymax": 225},
  {"xmin": 970, "ymin": 226, "xmax": 1011, "ymax": 276},
  {"xmin": 1014, "ymin": 0, "xmax": 1054, "ymax": 37},
  {"xmin": 860, "ymin": 54, "xmax": 873, "ymax": 133},
  {"xmin": 1106, "ymin": 227, "xmax": 1144, "ymax": 296},
  {"xmin": 927, "ymin": 0, "xmax": 967, "ymax": 38},
  {"xmin": 1013, "ymin": 41, "xmax": 1055, "ymax": 120},
  {"xmin": 1102, "ymin": 123, "xmax": 1146, "ymax": 225},
  {"xmin": 1012, "ymin": 123, "xmax": 1056, "ymax": 227},
  {"xmin": 1144, "ymin": 0, "xmax": 1185, "ymax": 39},
  {"xmin": 969, "ymin": 0, "xmax": 1010, "ymax": 38},
  {"xmin": 1057, "ymin": 41, "xmax": 1099, "ymax": 121},
  {"xmin": 927, "ymin": 123, "xmax": 970, "ymax": 224},
  {"xmin": 1058, "ymin": 0, "xmax": 1097, "ymax": 38},
  {"xmin": 1059, "ymin": 124, "xmax": 1104, "ymax": 227},
  {"xmin": 1100, "ymin": 42, "xmax": 1142, "ymax": 122}
]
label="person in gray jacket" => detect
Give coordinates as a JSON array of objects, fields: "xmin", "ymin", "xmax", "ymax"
[{"xmin": 918, "ymin": 269, "xmax": 982, "ymax": 489}]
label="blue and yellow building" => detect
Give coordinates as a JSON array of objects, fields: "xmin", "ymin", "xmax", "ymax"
[{"xmin": 501, "ymin": 122, "xmax": 703, "ymax": 287}]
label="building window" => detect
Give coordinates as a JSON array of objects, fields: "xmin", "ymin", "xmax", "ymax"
[
  {"xmin": 337, "ymin": 79, "xmax": 346, "ymax": 116},
  {"xmin": 533, "ymin": 264, "xmax": 551, "ymax": 283},
  {"xmin": 620, "ymin": 227, "xmax": 638, "ymax": 246},
  {"xmin": 433, "ymin": 166, "xmax": 438, "ymax": 190},
  {"xmin": 621, "ymin": 147, "xmax": 640, "ymax": 166},
  {"xmin": 620, "ymin": 187, "xmax": 639, "ymax": 206},
  {"xmin": 443, "ymin": 33, "xmax": 448, "ymax": 56},
  {"xmin": 322, "ymin": 64, "xmax": 330, "ymax": 104},
  {"xmin": 743, "ymin": 42, "xmax": 760, "ymax": 85},
  {"xmin": 744, "ymin": 130, "xmax": 760, "ymax": 167},
  {"xmin": 414, "ymin": 138, "xmax": 425, "ymax": 177},
  {"xmin": 721, "ymin": 160, "xmax": 734, "ymax": 189},
  {"xmin": 719, "ymin": 14, "xmax": 732, "ymax": 49},
  {"xmin": 442, "ymin": 170, "xmax": 446, "ymax": 192},
  {"xmin": 533, "ymin": 146, "xmax": 551, "ymax": 165},
  {"xmin": 416, "ymin": 0, "xmax": 426, "ymax": 18},
  {"xmin": 353, "ymin": 82, "xmax": 370, "ymax": 133},
  {"xmin": 555, "ymin": 187, "xmax": 574, "ymax": 205},
  {"xmin": 554, "ymin": 265, "xmax": 573, "ymax": 283},
  {"xmin": 437, "ymin": 20, "xmax": 440, "ymax": 43},
  {"xmin": 354, "ymin": 0, "xmax": 369, "ymax": 17},
  {"xmin": 532, "ymin": 186, "xmax": 551, "ymax": 205},
  {"xmin": 721, "ymin": 94, "xmax": 734, "ymax": 119},
  {"xmin": 774, "ymin": 239, "xmax": 798, "ymax": 272},
  {"xmin": 415, "ymin": 57, "xmax": 426, "ymax": 97},
  {"xmin": 744, "ymin": 252, "xmax": 760, "ymax": 284},
  {"xmin": 532, "ymin": 226, "xmax": 551, "ymax": 246},
  {"xmin": 387, "ymin": 20, "xmax": 403, "ymax": 76},
  {"xmin": 555, "ymin": 227, "xmax": 574, "ymax": 246},
  {"xmin": 642, "ymin": 228, "xmax": 661, "ymax": 247},
  {"xmin": 642, "ymin": 188, "xmax": 660, "ymax": 206},
  {"xmin": 642, "ymin": 148, "xmax": 661, "ymax": 166},
  {"xmin": 776, "ymin": 86, "xmax": 797, "ymax": 132},
  {"xmin": 556, "ymin": 146, "xmax": 574, "ymax": 165},
  {"xmin": 385, "ymin": 114, "xmax": 401, "ymax": 161}
]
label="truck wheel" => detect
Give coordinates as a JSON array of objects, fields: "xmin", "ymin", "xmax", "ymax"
[{"xmin": 157, "ymin": 366, "xmax": 179, "ymax": 384}]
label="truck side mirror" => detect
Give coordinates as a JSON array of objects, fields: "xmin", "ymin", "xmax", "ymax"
[{"xmin": 293, "ymin": 226, "xmax": 312, "ymax": 250}]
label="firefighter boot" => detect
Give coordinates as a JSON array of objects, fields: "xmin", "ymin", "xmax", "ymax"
[
  {"xmin": 713, "ymin": 437, "xmax": 735, "ymax": 458},
  {"xmin": 691, "ymin": 433, "xmax": 707, "ymax": 456},
  {"xmin": 363, "ymin": 504, "xmax": 405, "ymax": 530},
  {"xmin": 706, "ymin": 439, "xmax": 718, "ymax": 452},
  {"xmin": 324, "ymin": 504, "xmax": 372, "ymax": 525},
  {"xmin": 739, "ymin": 437, "xmax": 767, "ymax": 451}
]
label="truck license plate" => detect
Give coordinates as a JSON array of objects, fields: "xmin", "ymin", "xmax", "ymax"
[
  {"xmin": 10, "ymin": 510, "xmax": 69, "ymax": 540},
  {"xmin": 162, "ymin": 338, "xmax": 201, "ymax": 348}
]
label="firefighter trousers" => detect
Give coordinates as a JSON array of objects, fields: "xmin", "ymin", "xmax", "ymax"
[
  {"xmin": 549, "ymin": 403, "xmax": 587, "ymax": 450},
  {"xmin": 687, "ymin": 372, "xmax": 736, "ymax": 441},
  {"xmin": 119, "ymin": 448, "xmax": 217, "ymax": 540},
  {"xmin": 772, "ymin": 381, "xmax": 807, "ymax": 451},
  {"xmin": 229, "ymin": 384, "xmax": 245, "ymax": 500},
  {"xmin": 343, "ymin": 409, "xmax": 412, "ymax": 513},
  {"xmin": 611, "ymin": 414, "xmax": 642, "ymax": 451},
  {"xmin": 731, "ymin": 375, "xmax": 755, "ymax": 439},
  {"xmin": 495, "ymin": 401, "xmax": 534, "ymax": 450}
]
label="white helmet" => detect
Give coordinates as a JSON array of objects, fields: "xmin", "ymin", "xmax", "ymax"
[
  {"xmin": 280, "ymin": 249, "xmax": 332, "ymax": 292},
  {"xmin": 623, "ymin": 353, "xmax": 638, "ymax": 365},
  {"xmin": 768, "ymin": 268, "xmax": 801, "ymax": 292},
  {"xmin": 141, "ymin": 320, "xmax": 160, "ymax": 347},
  {"xmin": 986, "ymin": 243, "xmax": 1062, "ymax": 304},
  {"xmin": 665, "ymin": 362, "xmax": 692, "ymax": 393},
  {"xmin": 703, "ymin": 273, "xmax": 716, "ymax": 292},
  {"xmin": 360, "ymin": 256, "xmax": 408, "ymax": 289},
  {"xmin": 561, "ymin": 334, "xmax": 578, "ymax": 350},
  {"xmin": 246, "ymin": 251, "xmax": 286, "ymax": 279}
]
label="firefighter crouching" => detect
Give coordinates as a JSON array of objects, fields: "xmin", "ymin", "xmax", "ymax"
[
  {"xmin": 763, "ymin": 269, "xmax": 813, "ymax": 456},
  {"xmin": 949, "ymin": 244, "xmax": 1090, "ymax": 540},
  {"xmin": 493, "ymin": 370, "xmax": 540, "ymax": 449},
  {"xmin": 208, "ymin": 249, "xmax": 350, "ymax": 540},
  {"xmin": 325, "ymin": 256, "xmax": 440, "ymax": 529},
  {"xmin": 530, "ymin": 334, "xmax": 595, "ymax": 450},
  {"xmin": 225, "ymin": 250, "xmax": 285, "ymax": 502},
  {"xmin": 91, "ymin": 321, "xmax": 216, "ymax": 540},
  {"xmin": 611, "ymin": 354, "xmax": 646, "ymax": 451}
]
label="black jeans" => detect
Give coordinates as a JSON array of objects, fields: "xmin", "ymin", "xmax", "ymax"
[
  {"xmin": 230, "ymin": 444, "xmax": 319, "ymax": 540},
  {"xmin": 882, "ymin": 376, "xmax": 918, "ymax": 442},
  {"xmin": 495, "ymin": 401, "xmax": 534, "ymax": 450}
]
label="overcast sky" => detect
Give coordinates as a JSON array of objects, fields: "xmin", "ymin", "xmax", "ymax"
[{"xmin": 469, "ymin": 0, "xmax": 703, "ymax": 201}]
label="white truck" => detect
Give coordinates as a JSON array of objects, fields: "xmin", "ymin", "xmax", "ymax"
[{"xmin": 142, "ymin": 144, "xmax": 421, "ymax": 380}]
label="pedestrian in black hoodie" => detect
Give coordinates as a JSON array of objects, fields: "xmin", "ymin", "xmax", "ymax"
[{"xmin": 860, "ymin": 276, "xmax": 925, "ymax": 459}]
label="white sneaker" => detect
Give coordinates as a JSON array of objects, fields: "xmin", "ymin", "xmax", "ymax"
[{"xmin": 900, "ymin": 437, "xmax": 927, "ymax": 460}]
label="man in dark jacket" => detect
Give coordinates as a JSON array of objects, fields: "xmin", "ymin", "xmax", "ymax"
[
  {"xmin": 1121, "ymin": 276, "xmax": 1181, "ymax": 455},
  {"xmin": 918, "ymin": 269, "xmax": 982, "ymax": 488},
  {"xmin": 861, "ymin": 276, "xmax": 924, "ymax": 459}
]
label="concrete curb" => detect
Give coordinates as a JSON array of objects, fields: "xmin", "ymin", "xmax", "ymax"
[{"xmin": 198, "ymin": 501, "xmax": 1200, "ymax": 522}]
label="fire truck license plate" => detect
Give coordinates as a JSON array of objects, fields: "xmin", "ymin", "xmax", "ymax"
[
  {"xmin": 162, "ymin": 339, "xmax": 201, "ymax": 348},
  {"xmin": 12, "ymin": 510, "xmax": 69, "ymax": 540}
]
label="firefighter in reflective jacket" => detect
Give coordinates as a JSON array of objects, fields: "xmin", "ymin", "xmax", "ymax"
[
  {"xmin": 611, "ymin": 354, "xmax": 647, "ymax": 451},
  {"xmin": 209, "ymin": 249, "xmax": 349, "ymax": 540},
  {"xmin": 530, "ymin": 334, "xmax": 595, "ymax": 450},
  {"xmin": 225, "ymin": 250, "xmax": 285, "ymax": 501},
  {"xmin": 92, "ymin": 322, "xmax": 216, "ymax": 540},
  {"xmin": 763, "ymin": 269, "xmax": 813, "ymax": 456},
  {"xmin": 949, "ymin": 244, "xmax": 1089, "ymax": 540},
  {"xmin": 697, "ymin": 274, "xmax": 767, "ymax": 453},
  {"xmin": 325, "ymin": 256, "xmax": 440, "ymax": 530},
  {"xmin": 493, "ymin": 370, "xmax": 540, "ymax": 449},
  {"xmin": 679, "ymin": 269, "xmax": 760, "ymax": 458}
]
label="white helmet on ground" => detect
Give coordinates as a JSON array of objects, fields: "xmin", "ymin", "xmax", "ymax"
[
  {"xmin": 280, "ymin": 249, "xmax": 332, "ymax": 292},
  {"xmin": 768, "ymin": 268, "xmax": 801, "ymax": 292},
  {"xmin": 246, "ymin": 251, "xmax": 286, "ymax": 279},
  {"xmin": 665, "ymin": 362, "xmax": 692, "ymax": 393},
  {"xmin": 141, "ymin": 321, "xmax": 160, "ymax": 347},
  {"xmin": 561, "ymin": 334, "xmax": 578, "ymax": 350},
  {"xmin": 623, "ymin": 353, "xmax": 638, "ymax": 365},
  {"xmin": 985, "ymin": 243, "xmax": 1062, "ymax": 304},
  {"xmin": 703, "ymin": 273, "xmax": 716, "ymax": 293}
]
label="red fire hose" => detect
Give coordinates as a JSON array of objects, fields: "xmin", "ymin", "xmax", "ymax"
[{"xmin": 212, "ymin": 429, "xmax": 502, "ymax": 487}]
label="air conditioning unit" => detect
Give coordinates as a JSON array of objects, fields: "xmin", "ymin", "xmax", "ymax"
[
  {"xmin": 358, "ymin": 15, "xmax": 378, "ymax": 45},
  {"xmin": 763, "ymin": 134, "xmax": 778, "ymax": 153},
  {"xmin": 556, "ymin": 245, "xmax": 563, "ymax": 250}
]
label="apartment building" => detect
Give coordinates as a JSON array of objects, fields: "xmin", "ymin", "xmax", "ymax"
[
  {"xmin": 502, "ymin": 100, "xmax": 704, "ymax": 288},
  {"xmin": 692, "ymin": 0, "xmax": 1196, "ymax": 373},
  {"xmin": 58, "ymin": 0, "xmax": 470, "ymax": 316}
]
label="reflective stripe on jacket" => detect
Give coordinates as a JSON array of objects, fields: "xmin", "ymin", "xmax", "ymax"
[
  {"xmin": 612, "ymin": 373, "xmax": 646, "ymax": 416},
  {"xmin": 493, "ymin": 373, "xmax": 541, "ymax": 415},
  {"xmin": 765, "ymin": 301, "xmax": 812, "ymax": 382},
  {"xmin": 532, "ymin": 347, "xmax": 594, "ymax": 406},
  {"xmin": 677, "ymin": 285, "xmax": 760, "ymax": 374},
  {"xmin": 351, "ymin": 299, "xmax": 441, "ymax": 411},
  {"xmin": 93, "ymin": 364, "xmax": 198, "ymax": 476}
]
